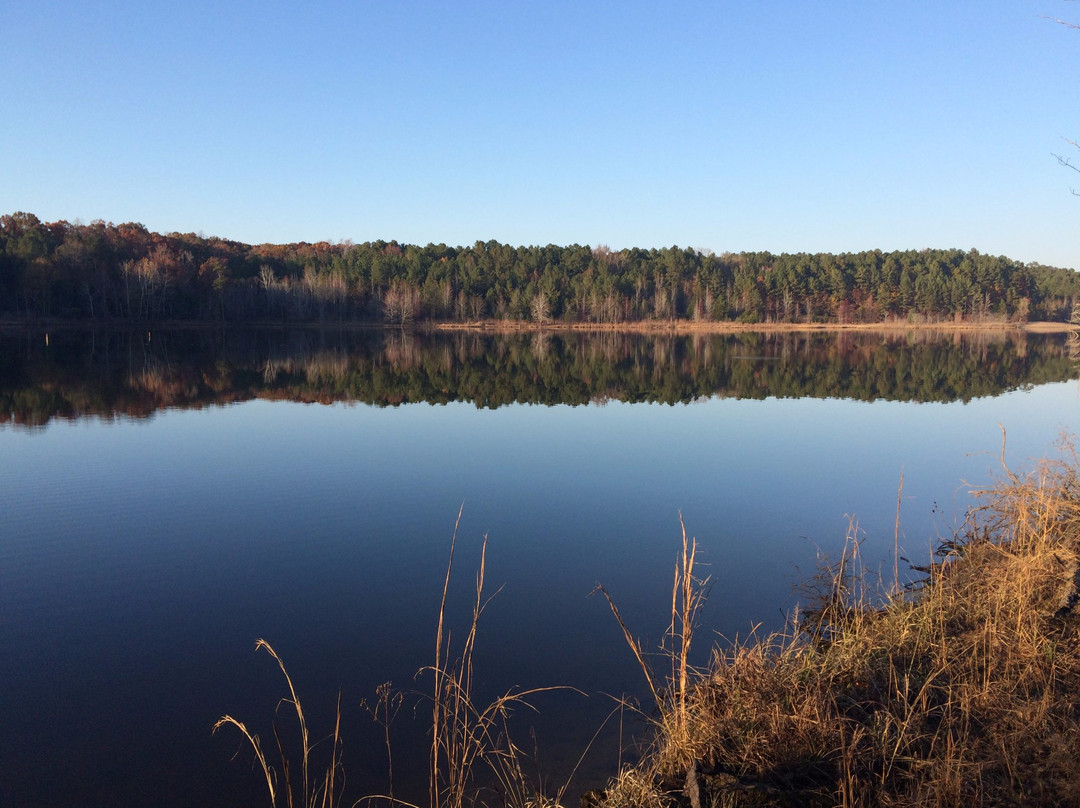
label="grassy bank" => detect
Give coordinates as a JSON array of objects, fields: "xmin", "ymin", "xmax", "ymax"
[
  {"xmin": 598, "ymin": 445, "xmax": 1080, "ymax": 808},
  {"xmin": 216, "ymin": 446, "xmax": 1080, "ymax": 808}
]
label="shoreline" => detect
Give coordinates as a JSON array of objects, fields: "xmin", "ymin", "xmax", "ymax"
[
  {"xmin": 596, "ymin": 450, "xmax": 1080, "ymax": 808},
  {"xmin": 430, "ymin": 318, "xmax": 1076, "ymax": 334},
  {"xmin": 1, "ymin": 318, "xmax": 1074, "ymax": 334}
]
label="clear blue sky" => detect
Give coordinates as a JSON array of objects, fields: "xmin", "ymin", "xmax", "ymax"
[{"xmin": 2, "ymin": 1, "xmax": 1077, "ymax": 268}]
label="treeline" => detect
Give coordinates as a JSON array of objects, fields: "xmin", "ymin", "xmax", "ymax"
[
  {"xmin": 1, "ymin": 329, "xmax": 1072, "ymax": 426},
  {"xmin": 3, "ymin": 212, "xmax": 1080, "ymax": 325}
]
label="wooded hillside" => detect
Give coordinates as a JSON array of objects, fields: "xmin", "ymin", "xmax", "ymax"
[{"xmin": 4, "ymin": 212, "xmax": 1079, "ymax": 325}]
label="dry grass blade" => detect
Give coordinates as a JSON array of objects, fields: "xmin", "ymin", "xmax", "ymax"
[
  {"xmin": 257, "ymin": 637, "xmax": 311, "ymax": 805},
  {"xmin": 593, "ymin": 584, "xmax": 662, "ymax": 713},
  {"xmin": 213, "ymin": 714, "xmax": 277, "ymax": 805},
  {"xmin": 361, "ymin": 682, "xmax": 405, "ymax": 804},
  {"xmin": 430, "ymin": 503, "xmax": 465, "ymax": 808},
  {"xmin": 668, "ymin": 515, "xmax": 709, "ymax": 754},
  {"xmin": 214, "ymin": 639, "xmax": 345, "ymax": 808},
  {"xmin": 425, "ymin": 508, "xmax": 578, "ymax": 808},
  {"xmin": 595, "ymin": 516, "xmax": 711, "ymax": 772},
  {"xmin": 221, "ymin": 505, "xmax": 580, "ymax": 808}
]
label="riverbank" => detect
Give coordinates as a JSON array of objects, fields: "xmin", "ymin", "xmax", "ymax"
[
  {"xmin": 593, "ymin": 446, "xmax": 1080, "ymax": 808},
  {"xmin": 202, "ymin": 432, "xmax": 1080, "ymax": 808},
  {"xmin": 0, "ymin": 316, "xmax": 1074, "ymax": 335},
  {"xmin": 434, "ymin": 318, "xmax": 1076, "ymax": 335}
]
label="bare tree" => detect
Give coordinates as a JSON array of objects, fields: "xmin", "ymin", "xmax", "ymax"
[
  {"xmin": 530, "ymin": 289, "xmax": 551, "ymax": 324},
  {"xmin": 1050, "ymin": 9, "xmax": 1080, "ymax": 193},
  {"xmin": 382, "ymin": 281, "xmax": 417, "ymax": 325},
  {"xmin": 259, "ymin": 264, "xmax": 277, "ymax": 318},
  {"xmin": 1054, "ymin": 137, "xmax": 1080, "ymax": 196}
]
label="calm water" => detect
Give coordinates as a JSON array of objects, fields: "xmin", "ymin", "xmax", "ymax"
[{"xmin": 1, "ymin": 328, "xmax": 1078, "ymax": 807}]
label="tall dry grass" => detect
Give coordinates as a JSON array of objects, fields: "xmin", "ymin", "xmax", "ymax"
[
  {"xmin": 594, "ymin": 516, "xmax": 710, "ymax": 772},
  {"xmin": 217, "ymin": 447, "xmax": 1080, "ymax": 808},
  {"xmin": 217, "ymin": 508, "xmax": 578, "ymax": 808},
  {"xmin": 424, "ymin": 509, "xmax": 573, "ymax": 808},
  {"xmin": 599, "ymin": 444, "xmax": 1080, "ymax": 807},
  {"xmin": 213, "ymin": 639, "xmax": 344, "ymax": 808}
]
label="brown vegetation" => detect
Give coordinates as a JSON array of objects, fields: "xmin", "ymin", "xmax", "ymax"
[
  {"xmin": 215, "ymin": 441, "xmax": 1080, "ymax": 808},
  {"xmin": 215, "ymin": 509, "xmax": 577, "ymax": 808},
  {"xmin": 213, "ymin": 639, "xmax": 345, "ymax": 808},
  {"xmin": 597, "ymin": 441, "xmax": 1080, "ymax": 807}
]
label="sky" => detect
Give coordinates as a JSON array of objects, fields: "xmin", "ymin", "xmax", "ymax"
[{"xmin": 2, "ymin": 1, "xmax": 1078, "ymax": 268}]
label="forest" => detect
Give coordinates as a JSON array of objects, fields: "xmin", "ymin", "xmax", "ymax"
[{"xmin": 3, "ymin": 211, "xmax": 1080, "ymax": 325}]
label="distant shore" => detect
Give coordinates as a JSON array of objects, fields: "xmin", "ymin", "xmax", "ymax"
[
  {"xmin": 431, "ymin": 318, "xmax": 1077, "ymax": 334},
  {"xmin": 0, "ymin": 317, "xmax": 1074, "ymax": 335}
]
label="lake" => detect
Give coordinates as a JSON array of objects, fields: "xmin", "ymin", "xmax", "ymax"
[{"xmin": 1, "ymin": 327, "xmax": 1078, "ymax": 807}]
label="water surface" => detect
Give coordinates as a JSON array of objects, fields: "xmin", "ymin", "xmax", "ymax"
[{"xmin": 1, "ymin": 328, "xmax": 1077, "ymax": 807}]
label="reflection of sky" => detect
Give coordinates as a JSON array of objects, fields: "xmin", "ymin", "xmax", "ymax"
[
  {"xmin": 4, "ymin": 383, "xmax": 1079, "ymax": 620},
  {"xmin": 4, "ymin": 384, "xmax": 1080, "ymax": 625},
  {"xmin": 1, "ymin": 381, "xmax": 1078, "ymax": 807}
]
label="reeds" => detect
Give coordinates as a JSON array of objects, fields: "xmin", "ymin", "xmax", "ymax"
[
  {"xmin": 595, "ymin": 515, "xmax": 710, "ymax": 772},
  {"xmin": 213, "ymin": 638, "xmax": 344, "ymax": 808},
  {"xmin": 216, "ymin": 447, "xmax": 1080, "ymax": 808},
  {"xmin": 218, "ymin": 508, "xmax": 574, "ymax": 808},
  {"xmin": 425, "ymin": 507, "xmax": 572, "ymax": 808},
  {"xmin": 599, "ymin": 446, "xmax": 1080, "ymax": 807}
]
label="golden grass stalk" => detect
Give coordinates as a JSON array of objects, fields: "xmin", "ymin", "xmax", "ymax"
[
  {"xmin": 212, "ymin": 712, "xmax": 278, "ymax": 805},
  {"xmin": 221, "ymin": 507, "xmax": 581, "ymax": 808},
  {"xmin": 362, "ymin": 681, "xmax": 404, "ymax": 805},
  {"xmin": 595, "ymin": 514, "xmax": 711, "ymax": 771},
  {"xmin": 214, "ymin": 639, "xmax": 344, "ymax": 808},
  {"xmin": 426, "ymin": 508, "xmax": 573, "ymax": 808}
]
